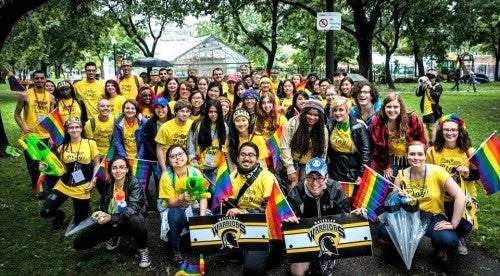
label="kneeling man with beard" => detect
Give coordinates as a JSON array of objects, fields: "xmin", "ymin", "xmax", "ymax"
[{"xmin": 220, "ymin": 141, "xmax": 280, "ymax": 275}]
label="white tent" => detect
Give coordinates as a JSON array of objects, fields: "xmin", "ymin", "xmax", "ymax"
[{"xmin": 155, "ymin": 35, "xmax": 249, "ymax": 77}]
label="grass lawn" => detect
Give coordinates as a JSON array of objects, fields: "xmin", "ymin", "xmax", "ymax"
[{"xmin": 0, "ymin": 81, "xmax": 499, "ymax": 274}]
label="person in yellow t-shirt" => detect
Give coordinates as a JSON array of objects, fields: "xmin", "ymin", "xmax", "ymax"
[
  {"xmin": 40, "ymin": 117, "xmax": 100, "ymax": 229},
  {"xmin": 14, "ymin": 70, "xmax": 56, "ymax": 194},
  {"xmin": 155, "ymin": 100, "xmax": 193, "ymax": 173},
  {"xmin": 118, "ymin": 60, "xmax": 144, "ymax": 100},
  {"xmin": 379, "ymin": 141, "xmax": 465, "ymax": 263},
  {"xmin": 104, "ymin": 79, "xmax": 126, "ymax": 118},
  {"xmin": 54, "ymin": 81, "xmax": 87, "ymax": 124},
  {"xmin": 426, "ymin": 114, "xmax": 479, "ymax": 255},
  {"xmin": 73, "ymin": 62, "xmax": 105, "ymax": 118}
]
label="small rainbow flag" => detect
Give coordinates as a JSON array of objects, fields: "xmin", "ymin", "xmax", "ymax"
[
  {"xmin": 128, "ymin": 158, "xmax": 151, "ymax": 191},
  {"xmin": 470, "ymin": 132, "xmax": 500, "ymax": 195},
  {"xmin": 175, "ymin": 259, "xmax": 200, "ymax": 276},
  {"xmin": 95, "ymin": 157, "xmax": 109, "ymax": 181},
  {"xmin": 266, "ymin": 125, "xmax": 283, "ymax": 172},
  {"xmin": 265, "ymin": 181, "xmax": 295, "ymax": 240},
  {"xmin": 39, "ymin": 109, "xmax": 65, "ymax": 146},
  {"xmin": 199, "ymin": 254, "xmax": 205, "ymax": 275},
  {"xmin": 353, "ymin": 166, "xmax": 391, "ymax": 221},
  {"xmin": 339, "ymin": 181, "xmax": 358, "ymax": 198},
  {"xmin": 34, "ymin": 173, "xmax": 47, "ymax": 194},
  {"xmin": 211, "ymin": 154, "xmax": 232, "ymax": 212},
  {"xmin": 295, "ymin": 80, "xmax": 308, "ymax": 92}
]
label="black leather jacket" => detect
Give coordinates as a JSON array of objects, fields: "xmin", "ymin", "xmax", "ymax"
[
  {"xmin": 100, "ymin": 175, "xmax": 146, "ymax": 224},
  {"xmin": 287, "ymin": 178, "xmax": 351, "ymax": 218},
  {"xmin": 327, "ymin": 115, "xmax": 371, "ymax": 182}
]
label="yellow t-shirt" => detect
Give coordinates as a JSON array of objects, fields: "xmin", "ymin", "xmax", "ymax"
[
  {"xmin": 426, "ymin": 146, "xmax": 477, "ymax": 201},
  {"xmin": 271, "ymin": 80, "xmax": 280, "ymax": 95},
  {"xmin": 229, "ymin": 168, "xmax": 276, "ymax": 211},
  {"xmin": 109, "ymin": 95, "xmax": 126, "ymax": 118},
  {"xmin": 388, "ymin": 130, "xmax": 407, "ymax": 165},
  {"xmin": 155, "ymin": 118, "xmax": 194, "ymax": 151},
  {"xmin": 398, "ymin": 165, "xmax": 450, "ymax": 215},
  {"xmin": 119, "ymin": 75, "xmax": 143, "ymax": 100},
  {"xmin": 73, "ymin": 80, "xmax": 105, "ymax": 118},
  {"xmin": 330, "ymin": 124, "xmax": 354, "ymax": 153},
  {"xmin": 57, "ymin": 98, "xmax": 83, "ymax": 124},
  {"xmin": 25, "ymin": 89, "xmax": 51, "ymax": 139},
  {"xmin": 195, "ymin": 124, "xmax": 223, "ymax": 169},
  {"xmin": 53, "ymin": 139, "xmax": 98, "ymax": 199},
  {"xmin": 84, "ymin": 116, "xmax": 115, "ymax": 157},
  {"xmin": 190, "ymin": 113, "xmax": 201, "ymax": 122},
  {"xmin": 280, "ymin": 97, "xmax": 293, "ymax": 112},
  {"xmin": 141, "ymin": 107, "xmax": 153, "ymax": 119},
  {"xmin": 423, "ymin": 89, "xmax": 433, "ymax": 116},
  {"xmin": 226, "ymin": 92, "xmax": 235, "ymax": 105},
  {"xmin": 238, "ymin": 134, "xmax": 269, "ymax": 160},
  {"xmin": 123, "ymin": 119, "xmax": 139, "ymax": 158},
  {"xmin": 158, "ymin": 167, "xmax": 202, "ymax": 207},
  {"xmin": 260, "ymin": 115, "xmax": 287, "ymax": 140}
]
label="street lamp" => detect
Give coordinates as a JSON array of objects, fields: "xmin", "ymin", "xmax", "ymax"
[{"xmin": 112, "ymin": 38, "xmax": 117, "ymax": 78}]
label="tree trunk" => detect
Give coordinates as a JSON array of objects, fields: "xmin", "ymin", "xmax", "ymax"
[
  {"xmin": 495, "ymin": 49, "xmax": 499, "ymax": 81},
  {"xmin": 413, "ymin": 42, "xmax": 425, "ymax": 76},
  {"xmin": 385, "ymin": 51, "xmax": 396, "ymax": 89},
  {"xmin": 0, "ymin": 0, "xmax": 48, "ymax": 50},
  {"xmin": 357, "ymin": 37, "xmax": 373, "ymax": 81}
]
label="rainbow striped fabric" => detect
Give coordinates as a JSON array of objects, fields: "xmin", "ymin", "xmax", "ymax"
[
  {"xmin": 95, "ymin": 158, "xmax": 109, "ymax": 181},
  {"xmin": 295, "ymin": 80, "xmax": 308, "ymax": 92},
  {"xmin": 265, "ymin": 125, "xmax": 283, "ymax": 171},
  {"xmin": 35, "ymin": 173, "xmax": 47, "ymax": 194},
  {"xmin": 470, "ymin": 133, "xmax": 500, "ymax": 195},
  {"xmin": 199, "ymin": 254, "xmax": 205, "ymax": 275},
  {"xmin": 265, "ymin": 182, "xmax": 295, "ymax": 240},
  {"xmin": 339, "ymin": 181, "xmax": 358, "ymax": 197},
  {"xmin": 175, "ymin": 259, "xmax": 200, "ymax": 276},
  {"xmin": 39, "ymin": 109, "xmax": 65, "ymax": 146},
  {"xmin": 127, "ymin": 158, "xmax": 151, "ymax": 191},
  {"xmin": 211, "ymin": 154, "xmax": 232, "ymax": 212},
  {"xmin": 353, "ymin": 166, "xmax": 391, "ymax": 221}
]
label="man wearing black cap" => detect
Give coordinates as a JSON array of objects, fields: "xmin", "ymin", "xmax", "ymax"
[{"xmin": 415, "ymin": 70, "xmax": 443, "ymax": 145}]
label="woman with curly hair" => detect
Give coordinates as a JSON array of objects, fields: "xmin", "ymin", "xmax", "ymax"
[
  {"xmin": 426, "ymin": 114, "xmax": 479, "ymax": 255},
  {"xmin": 136, "ymin": 85, "xmax": 155, "ymax": 119},
  {"xmin": 370, "ymin": 93, "xmax": 426, "ymax": 180},
  {"xmin": 281, "ymin": 99, "xmax": 328, "ymax": 189}
]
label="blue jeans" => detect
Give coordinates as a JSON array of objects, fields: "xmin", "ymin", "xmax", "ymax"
[
  {"xmin": 378, "ymin": 214, "xmax": 459, "ymax": 251},
  {"xmin": 167, "ymin": 207, "xmax": 200, "ymax": 248}
]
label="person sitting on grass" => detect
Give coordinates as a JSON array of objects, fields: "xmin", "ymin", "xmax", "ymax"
[{"xmin": 73, "ymin": 155, "xmax": 150, "ymax": 268}]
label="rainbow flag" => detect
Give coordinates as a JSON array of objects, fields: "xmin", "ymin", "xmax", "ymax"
[
  {"xmin": 295, "ymin": 80, "xmax": 308, "ymax": 92},
  {"xmin": 95, "ymin": 157, "xmax": 109, "ymax": 181},
  {"xmin": 353, "ymin": 166, "xmax": 391, "ymax": 222},
  {"xmin": 39, "ymin": 109, "xmax": 65, "ymax": 146},
  {"xmin": 175, "ymin": 259, "xmax": 200, "ymax": 276},
  {"xmin": 265, "ymin": 181, "xmax": 295, "ymax": 240},
  {"xmin": 211, "ymin": 154, "xmax": 232, "ymax": 212},
  {"xmin": 266, "ymin": 126, "xmax": 283, "ymax": 171},
  {"xmin": 199, "ymin": 254, "xmax": 205, "ymax": 275},
  {"xmin": 128, "ymin": 158, "xmax": 151, "ymax": 191},
  {"xmin": 470, "ymin": 132, "xmax": 500, "ymax": 195},
  {"xmin": 339, "ymin": 181, "xmax": 358, "ymax": 198},
  {"xmin": 7, "ymin": 75, "xmax": 26, "ymax": 92},
  {"xmin": 34, "ymin": 173, "xmax": 47, "ymax": 194}
]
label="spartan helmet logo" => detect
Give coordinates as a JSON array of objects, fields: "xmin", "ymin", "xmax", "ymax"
[
  {"xmin": 221, "ymin": 229, "xmax": 239, "ymax": 249},
  {"xmin": 319, "ymin": 233, "xmax": 340, "ymax": 257}
]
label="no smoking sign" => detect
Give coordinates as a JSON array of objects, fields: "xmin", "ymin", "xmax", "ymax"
[{"xmin": 316, "ymin": 12, "xmax": 341, "ymax": 31}]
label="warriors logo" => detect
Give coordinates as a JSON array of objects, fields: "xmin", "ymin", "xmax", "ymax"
[
  {"xmin": 212, "ymin": 217, "xmax": 246, "ymax": 249},
  {"xmin": 307, "ymin": 219, "xmax": 345, "ymax": 257}
]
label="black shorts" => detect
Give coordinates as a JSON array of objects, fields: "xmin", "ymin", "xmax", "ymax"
[{"xmin": 423, "ymin": 113, "xmax": 437, "ymax": 123}]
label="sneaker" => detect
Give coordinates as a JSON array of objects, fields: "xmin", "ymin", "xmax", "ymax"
[
  {"xmin": 168, "ymin": 247, "xmax": 183, "ymax": 268},
  {"xmin": 52, "ymin": 210, "xmax": 65, "ymax": 230},
  {"xmin": 106, "ymin": 236, "xmax": 121, "ymax": 251},
  {"xmin": 138, "ymin": 248, "xmax": 151, "ymax": 268},
  {"xmin": 456, "ymin": 238, "xmax": 468, "ymax": 255},
  {"xmin": 436, "ymin": 250, "xmax": 448, "ymax": 262}
]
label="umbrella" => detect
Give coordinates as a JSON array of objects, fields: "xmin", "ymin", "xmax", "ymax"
[
  {"xmin": 346, "ymin": 73, "xmax": 369, "ymax": 84},
  {"xmin": 378, "ymin": 193, "xmax": 430, "ymax": 273},
  {"xmin": 65, "ymin": 217, "xmax": 95, "ymax": 236},
  {"xmin": 132, "ymin": 57, "xmax": 172, "ymax": 68}
]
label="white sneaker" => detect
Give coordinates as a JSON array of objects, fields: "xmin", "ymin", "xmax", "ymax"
[
  {"xmin": 138, "ymin": 248, "xmax": 151, "ymax": 268},
  {"xmin": 456, "ymin": 238, "xmax": 468, "ymax": 255},
  {"xmin": 106, "ymin": 236, "xmax": 121, "ymax": 251}
]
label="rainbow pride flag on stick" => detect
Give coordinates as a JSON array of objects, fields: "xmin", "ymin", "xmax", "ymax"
[
  {"xmin": 266, "ymin": 126, "xmax": 283, "ymax": 172},
  {"xmin": 34, "ymin": 173, "xmax": 47, "ymax": 194},
  {"xmin": 95, "ymin": 157, "xmax": 109, "ymax": 181},
  {"xmin": 295, "ymin": 80, "xmax": 308, "ymax": 92},
  {"xmin": 39, "ymin": 109, "xmax": 65, "ymax": 146},
  {"xmin": 266, "ymin": 181, "xmax": 295, "ymax": 240},
  {"xmin": 353, "ymin": 166, "xmax": 392, "ymax": 221},
  {"xmin": 339, "ymin": 181, "xmax": 358, "ymax": 198},
  {"xmin": 469, "ymin": 131, "xmax": 500, "ymax": 195},
  {"xmin": 211, "ymin": 154, "xmax": 232, "ymax": 212},
  {"xmin": 127, "ymin": 158, "xmax": 152, "ymax": 191}
]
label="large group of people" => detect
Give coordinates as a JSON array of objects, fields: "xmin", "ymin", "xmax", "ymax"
[{"xmin": 12, "ymin": 62, "xmax": 479, "ymax": 275}]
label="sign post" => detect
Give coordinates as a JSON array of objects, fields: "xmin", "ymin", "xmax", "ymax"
[{"xmin": 318, "ymin": 3, "xmax": 341, "ymax": 80}]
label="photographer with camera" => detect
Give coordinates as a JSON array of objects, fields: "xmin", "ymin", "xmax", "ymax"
[{"xmin": 416, "ymin": 70, "xmax": 443, "ymax": 146}]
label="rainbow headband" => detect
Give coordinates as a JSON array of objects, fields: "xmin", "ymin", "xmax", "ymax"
[{"xmin": 438, "ymin": 113, "xmax": 466, "ymax": 129}]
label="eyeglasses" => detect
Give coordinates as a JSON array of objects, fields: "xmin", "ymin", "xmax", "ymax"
[
  {"xmin": 239, "ymin": 153, "xmax": 257, "ymax": 158},
  {"xmin": 442, "ymin": 128, "xmax": 459, "ymax": 133},
  {"xmin": 68, "ymin": 126, "xmax": 81, "ymax": 130},
  {"xmin": 306, "ymin": 176, "xmax": 326, "ymax": 183},
  {"xmin": 359, "ymin": 90, "xmax": 371, "ymax": 94},
  {"xmin": 111, "ymin": 166, "xmax": 128, "ymax": 171},
  {"xmin": 169, "ymin": 152, "xmax": 186, "ymax": 159}
]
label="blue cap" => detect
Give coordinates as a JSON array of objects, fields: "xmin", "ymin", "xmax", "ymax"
[
  {"xmin": 154, "ymin": 97, "xmax": 168, "ymax": 107},
  {"xmin": 305, "ymin": 157, "xmax": 328, "ymax": 176}
]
